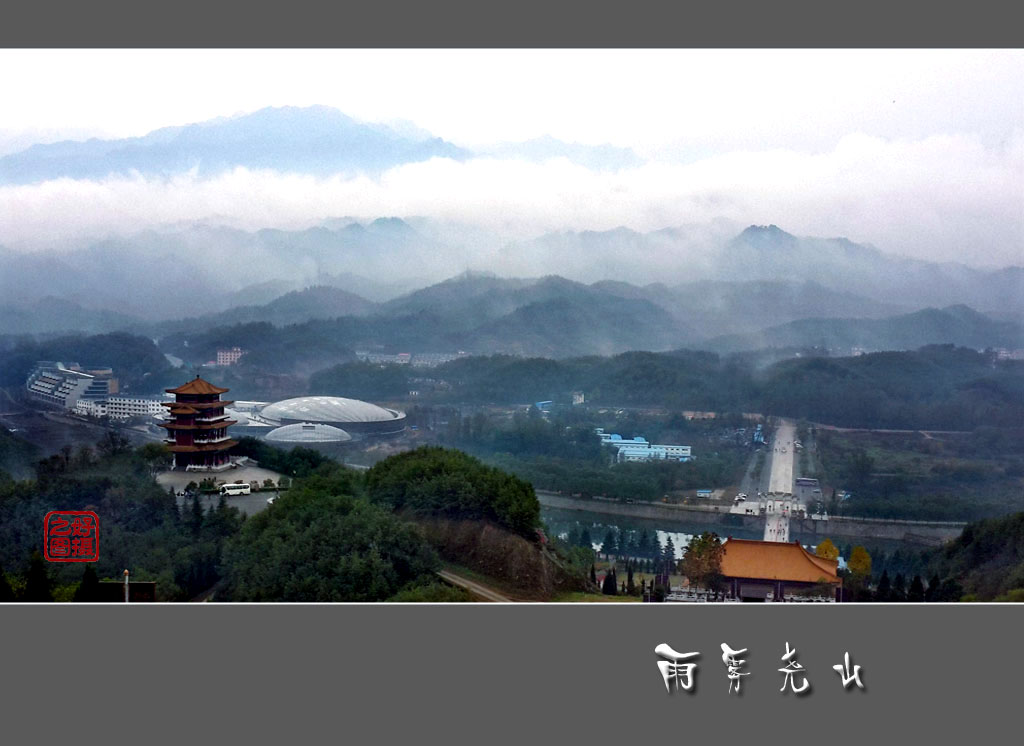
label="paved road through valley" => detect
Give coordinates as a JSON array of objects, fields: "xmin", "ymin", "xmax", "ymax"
[{"xmin": 763, "ymin": 419, "xmax": 797, "ymax": 542}]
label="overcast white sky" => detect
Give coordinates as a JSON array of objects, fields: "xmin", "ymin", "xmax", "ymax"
[{"xmin": 1, "ymin": 49, "xmax": 1021, "ymax": 265}]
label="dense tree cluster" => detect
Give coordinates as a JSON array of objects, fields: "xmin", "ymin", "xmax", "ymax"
[
  {"xmin": 435, "ymin": 350, "xmax": 753, "ymax": 412},
  {"xmin": 160, "ymin": 317, "xmax": 382, "ymax": 373},
  {"xmin": 0, "ymin": 427, "xmax": 40, "ymax": 480},
  {"xmin": 441, "ymin": 406, "xmax": 606, "ymax": 464},
  {"xmin": 221, "ymin": 471, "xmax": 440, "ymax": 602},
  {"xmin": 0, "ymin": 434, "xmax": 560, "ymax": 601},
  {"xmin": 815, "ymin": 428, "xmax": 1024, "ymax": 522},
  {"xmin": 926, "ymin": 512, "xmax": 1024, "ymax": 601},
  {"xmin": 0, "ymin": 440, "xmax": 242, "ymax": 600},
  {"xmin": 365, "ymin": 446, "xmax": 541, "ymax": 538},
  {"xmin": 0, "ymin": 331, "xmax": 177, "ymax": 392},
  {"xmin": 680, "ymin": 532, "xmax": 725, "ymax": 592},
  {"xmin": 486, "ymin": 452, "xmax": 747, "ymax": 503},
  {"xmin": 232, "ymin": 436, "xmax": 330, "ymax": 478},
  {"xmin": 424, "ymin": 346, "xmax": 1024, "ymax": 431},
  {"xmin": 309, "ymin": 361, "xmax": 413, "ymax": 400}
]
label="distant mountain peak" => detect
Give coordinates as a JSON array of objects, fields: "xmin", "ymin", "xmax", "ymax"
[
  {"xmin": 368, "ymin": 217, "xmax": 417, "ymax": 235},
  {"xmin": 736, "ymin": 224, "xmax": 797, "ymax": 242},
  {"xmin": 0, "ymin": 105, "xmax": 468, "ymax": 184},
  {"xmin": 939, "ymin": 304, "xmax": 989, "ymax": 321},
  {"xmin": 447, "ymin": 269, "xmax": 502, "ymax": 283}
]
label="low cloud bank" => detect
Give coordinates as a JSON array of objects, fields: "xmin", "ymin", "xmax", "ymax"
[{"xmin": 1, "ymin": 131, "xmax": 1020, "ymax": 267}]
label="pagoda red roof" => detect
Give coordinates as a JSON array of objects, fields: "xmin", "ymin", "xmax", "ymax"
[
  {"xmin": 159, "ymin": 420, "xmax": 238, "ymax": 431},
  {"xmin": 161, "ymin": 400, "xmax": 234, "ymax": 410},
  {"xmin": 166, "ymin": 440, "xmax": 238, "ymax": 453},
  {"xmin": 165, "ymin": 376, "xmax": 230, "ymax": 396}
]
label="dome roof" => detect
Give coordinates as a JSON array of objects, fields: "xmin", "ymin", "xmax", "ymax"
[
  {"xmin": 260, "ymin": 396, "xmax": 404, "ymax": 424},
  {"xmin": 224, "ymin": 407, "xmax": 274, "ymax": 428},
  {"xmin": 265, "ymin": 422, "xmax": 353, "ymax": 443}
]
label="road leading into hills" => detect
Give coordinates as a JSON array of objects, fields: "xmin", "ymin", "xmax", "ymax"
[
  {"xmin": 768, "ymin": 419, "xmax": 796, "ymax": 496},
  {"xmin": 763, "ymin": 419, "xmax": 796, "ymax": 542}
]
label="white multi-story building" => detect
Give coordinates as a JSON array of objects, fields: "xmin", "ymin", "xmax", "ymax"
[
  {"xmin": 73, "ymin": 396, "xmax": 166, "ymax": 421},
  {"xmin": 595, "ymin": 428, "xmax": 693, "ymax": 463},
  {"xmin": 26, "ymin": 361, "xmax": 112, "ymax": 409},
  {"xmin": 74, "ymin": 399, "xmax": 108, "ymax": 418},
  {"xmin": 216, "ymin": 347, "xmax": 245, "ymax": 366},
  {"xmin": 105, "ymin": 396, "xmax": 167, "ymax": 420},
  {"xmin": 615, "ymin": 443, "xmax": 693, "ymax": 463}
]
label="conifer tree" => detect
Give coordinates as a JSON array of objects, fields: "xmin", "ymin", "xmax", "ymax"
[
  {"xmin": 602, "ymin": 569, "xmax": 617, "ymax": 595},
  {"xmin": 601, "ymin": 528, "xmax": 618, "ymax": 558},
  {"xmin": 24, "ymin": 550, "xmax": 53, "ymax": 602},
  {"xmin": 892, "ymin": 573, "xmax": 907, "ymax": 602},
  {"xmin": 190, "ymin": 494, "xmax": 204, "ymax": 535},
  {"xmin": 907, "ymin": 575, "xmax": 925, "ymax": 603},
  {"xmin": 168, "ymin": 486, "xmax": 179, "ymax": 521},
  {"xmin": 638, "ymin": 529, "xmax": 652, "ymax": 559},
  {"xmin": 663, "ymin": 537, "xmax": 676, "ymax": 571},
  {"xmin": 74, "ymin": 564, "xmax": 101, "ymax": 602},
  {"xmin": 569, "ymin": 526, "xmax": 581, "ymax": 548},
  {"xmin": 875, "ymin": 569, "xmax": 891, "ymax": 602},
  {"xmin": 0, "ymin": 564, "xmax": 15, "ymax": 602}
]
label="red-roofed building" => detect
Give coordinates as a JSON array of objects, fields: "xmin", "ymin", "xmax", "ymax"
[
  {"xmin": 720, "ymin": 538, "xmax": 841, "ymax": 602},
  {"xmin": 159, "ymin": 375, "xmax": 237, "ymax": 471}
]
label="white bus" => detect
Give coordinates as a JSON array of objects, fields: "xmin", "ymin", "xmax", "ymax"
[{"xmin": 219, "ymin": 483, "xmax": 252, "ymax": 496}]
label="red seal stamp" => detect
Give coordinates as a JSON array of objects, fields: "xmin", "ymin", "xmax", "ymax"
[{"xmin": 44, "ymin": 511, "xmax": 99, "ymax": 562}]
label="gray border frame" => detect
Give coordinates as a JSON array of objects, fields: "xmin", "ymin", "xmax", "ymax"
[
  {"xmin": 2, "ymin": 1, "xmax": 1022, "ymax": 743},
  {"xmin": 1, "ymin": 0, "xmax": 1021, "ymax": 47},
  {"xmin": 3, "ymin": 603, "xmax": 1021, "ymax": 743}
]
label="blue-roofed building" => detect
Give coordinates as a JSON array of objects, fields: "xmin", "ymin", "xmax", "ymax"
[{"xmin": 595, "ymin": 428, "xmax": 693, "ymax": 463}]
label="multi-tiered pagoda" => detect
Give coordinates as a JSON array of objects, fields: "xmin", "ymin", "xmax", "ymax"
[{"xmin": 160, "ymin": 376, "xmax": 237, "ymax": 471}]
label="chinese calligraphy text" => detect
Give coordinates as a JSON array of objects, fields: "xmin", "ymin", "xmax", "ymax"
[{"xmin": 44, "ymin": 511, "xmax": 99, "ymax": 562}]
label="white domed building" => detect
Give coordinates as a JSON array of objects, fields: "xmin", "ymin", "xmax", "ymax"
[
  {"xmin": 264, "ymin": 422, "xmax": 354, "ymax": 456},
  {"xmin": 265, "ymin": 422, "xmax": 353, "ymax": 444},
  {"xmin": 258, "ymin": 396, "xmax": 406, "ymax": 436}
]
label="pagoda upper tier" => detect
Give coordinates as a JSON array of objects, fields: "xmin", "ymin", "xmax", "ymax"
[
  {"xmin": 161, "ymin": 375, "xmax": 236, "ymax": 470},
  {"xmin": 166, "ymin": 378, "xmax": 230, "ymax": 396}
]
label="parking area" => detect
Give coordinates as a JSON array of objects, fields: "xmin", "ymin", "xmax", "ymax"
[{"xmin": 156, "ymin": 465, "xmax": 285, "ymax": 517}]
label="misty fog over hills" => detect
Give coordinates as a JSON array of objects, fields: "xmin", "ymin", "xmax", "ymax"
[
  {"xmin": 2, "ymin": 251, "xmax": 1022, "ymax": 366},
  {"xmin": 1, "ymin": 217, "xmax": 1020, "ymax": 330},
  {"xmin": 706, "ymin": 304, "xmax": 1024, "ymax": 354},
  {"xmin": 0, "ymin": 104, "xmax": 1019, "ymax": 362}
]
